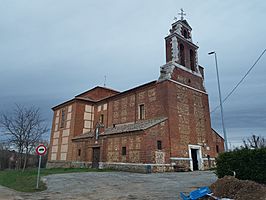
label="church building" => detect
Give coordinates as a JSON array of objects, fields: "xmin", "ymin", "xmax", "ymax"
[{"xmin": 47, "ymin": 15, "xmax": 224, "ymax": 172}]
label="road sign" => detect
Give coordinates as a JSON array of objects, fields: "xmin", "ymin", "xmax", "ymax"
[
  {"xmin": 36, "ymin": 144, "xmax": 47, "ymax": 156},
  {"xmin": 36, "ymin": 144, "xmax": 47, "ymax": 189}
]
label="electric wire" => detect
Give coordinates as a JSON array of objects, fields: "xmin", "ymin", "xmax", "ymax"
[{"xmin": 210, "ymin": 48, "xmax": 266, "ymax": 114}]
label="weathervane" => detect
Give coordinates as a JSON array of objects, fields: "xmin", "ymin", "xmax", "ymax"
[{"xmin": 178, "ymin": 8, "xmax": 186, "ymax": 20}]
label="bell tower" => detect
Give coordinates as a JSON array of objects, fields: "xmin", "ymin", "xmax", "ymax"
[{"xmin": 159, "ymin": 9, "xmax": 205, "ymax": 91}]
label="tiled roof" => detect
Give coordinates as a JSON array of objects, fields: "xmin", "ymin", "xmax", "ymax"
[
  {"xmin": 75, "ymin": 86, "xmax": 120, "ymax": 98},
  {"xmin": 52, "ymin": 97, "xmax": 95, "ymax": 110},
  {"xmin": 52, "ymin": 81, "xmax": 157, "ymax": 110},
  {"xmin": 180, "ymin": 19, "xmax": 192, "ymax": 29},
  {"xmin": 72, "ymin": 132, "xmax": 94, "ymax": 141},
  {"xmin": 211, "ymin": 128, "xmax": 224, "ymax": 140},
  {"xmin": 102, "ymin": 117, "xmax": 168, "ymax": 135}
]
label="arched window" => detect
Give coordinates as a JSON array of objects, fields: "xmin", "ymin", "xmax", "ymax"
[
  {"xmin": 183, "ymin": 30, "xmax": 188, "ymax": 39},
  {"xmin": 190, "ymin": 49, "xmax": 195, "ymax": 71},
  {"xmin": 180, "ymin": 44, "xmax": 185, "ymax": 66}
]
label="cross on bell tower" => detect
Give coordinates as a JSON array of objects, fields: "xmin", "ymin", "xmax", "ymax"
[
  {"xmin": 178, "ymin": 8, "xmax": 186, "ymax": 20},
  {"xmin": 159, "ymin": 12, "xmax": 205, "ymax": 90},
  {"xmin": 162, "ymin": 10, "xmax": 201, "ymax": 76}
]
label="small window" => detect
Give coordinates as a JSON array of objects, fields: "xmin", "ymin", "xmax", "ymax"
[
  {"xmin": 190, "ymin": 49, "xmax": 195, "ymax": 71},
  {"xmin": 122, "ymin": 147, "xmax": 126, "ymax": 156},
  {"xmin": 78, "ymin": 149, "xmax": 81, "ymax": 156},
  {"xmin": 139, "ymin": 104, "xmax": 145, "ymax": 120},
  {"xmin": 216, "ymin": 145, "xmax": 219, "ymax": 153},
  {"xmin": 60, "ymin": 108, "xmax": 66, "ymax": 128},
  {"xmin": 157, "ymin": 141, "xmax": 162, "ymax": 150},
  {"xmin": 179, "ymin": 44, "xmax": 185, "ymax": 66},
  {"xmin": 183, "ymin": 29, "xmax": 188, "ymax": 39},
  {"xmin": 100, "ymin": 114, "xmax": 104, "ymax": 123}
]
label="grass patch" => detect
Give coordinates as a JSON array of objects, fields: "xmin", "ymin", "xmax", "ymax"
[
  {"xmin": 0, "ymin": 169, "xmax": 46, "ymax": 192},
  {"xmin": 0, "ymin": 168, "xmax": 111, "ymax": 192}
]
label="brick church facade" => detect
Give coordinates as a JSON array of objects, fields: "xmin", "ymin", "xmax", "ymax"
[{"xmin": 47, "ymin": 18, "xmax": 224, "ymax": 172}]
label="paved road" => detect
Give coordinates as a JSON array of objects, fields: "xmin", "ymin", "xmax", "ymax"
[{"xmin": 0, "ymin": 171, "xmax": 217, "ymax": 200}]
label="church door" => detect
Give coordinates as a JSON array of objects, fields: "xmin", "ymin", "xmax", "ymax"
[
  {"xmin": 191, "ymin": 149, "xmax": 199, "ymax": 170},
  {"xmin": 92, "ymin": 147, "xmax": 100, "ymax": 169}
]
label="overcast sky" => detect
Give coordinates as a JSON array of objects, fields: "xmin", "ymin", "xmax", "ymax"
[{"xmin": 0, "ymin": 0, "xmax": 265, "ymax": 148}]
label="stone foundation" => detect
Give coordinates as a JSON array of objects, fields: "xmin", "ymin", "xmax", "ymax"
[
  {"xmin": 203, "ymin": 159, "xmax": 216, "ymax": 169},
  {"xmin": 102, "ymin": 162, "xmax": 174, "ymax": 173},
  {"xmin": 171, "ymin": 160, "xmax": 191, "ymax": 172},
  {"xmin": 47, "ymin": 160, "xmax": 216, "ymax": 172},
  {"xmin": 152, "ymin": 165, "xmax": 174, "ymax": 173},
  {"xmin": 102, "ymin": 163, "xmax": 149, "ymax": 173},
  {"xmin": 171, "ymin": 158, "xmax": 217, "ymax": 171},
  {"xmin": 47, "ymin": 161, "xmax": 174, "ymax": 173},
  {"xmin": 47, "ymin": 161, "xmax": 92, "ymax": 169}
]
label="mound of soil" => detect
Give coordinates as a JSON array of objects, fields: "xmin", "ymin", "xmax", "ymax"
[{"xmin": 208, "ymin": 176, "xmax": 266, "ymax": 200}]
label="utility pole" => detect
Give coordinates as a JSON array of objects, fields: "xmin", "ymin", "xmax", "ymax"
[{"xmin": 208, "ymin": 51, "xmax": 228, "ymax": 151}]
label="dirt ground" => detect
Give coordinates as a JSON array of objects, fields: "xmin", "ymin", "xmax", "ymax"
[
  {"xmin": 0, "ymin": 171, "xmax": 217, "ymax": 200},
  {"xmin": 209, "ymin": 176, "xmax": 266, "ymax": 200}
]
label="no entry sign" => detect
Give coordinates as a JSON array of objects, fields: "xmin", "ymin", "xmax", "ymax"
[
  {"xmin": 36, "ymin": 144, "xmax": 47, "ymax": 156},
  {"xmin": 36, "ymin": 144, "xmax": 47, "ymax": 189}
]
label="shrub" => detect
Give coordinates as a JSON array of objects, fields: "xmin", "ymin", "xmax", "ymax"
[{"xmin": 216, "ymin": 147, "xmax": 266, "ymax": 184}]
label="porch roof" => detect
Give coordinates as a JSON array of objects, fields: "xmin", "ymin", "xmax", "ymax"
[{"xmin": 102, "ymin": 117, "xmax": 168, "ymax": 136}]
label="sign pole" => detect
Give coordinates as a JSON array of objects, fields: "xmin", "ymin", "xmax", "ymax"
[
  {"xmin": 35, "ymin": 144, "xmax": 47, "ymax": 190},
  {"xmin": 36, "ymin": 155, "xmax": 42, "ymax": 189}
]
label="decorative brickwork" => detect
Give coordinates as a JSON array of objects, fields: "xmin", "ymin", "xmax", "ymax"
[{"xmin": 48, "ymin": 18, "xmax": 224, "ymax": 172}]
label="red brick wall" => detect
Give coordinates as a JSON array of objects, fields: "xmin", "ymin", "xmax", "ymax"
[
  {"xmin": 94, "ymin": 82, "xmax": 168, "ymax": 129},
  {"xmin": 211, "ymin": 130, "xmax": 225, "ymax": 156},
  {"xmin": 48, "ymin": 101, "xmax": 94, "ymax": 162},
  {"xmin": 48, "ymin": 103, "xmax": 75, "ymax": 162},
  {"xmin": 72, "ymin": 140, "xmax": 93, "ymax": 162},
  {"xmin": 165, "ymin": 79, "xmax": 222, "ymax": 158},
  {"xmin": 102, "ymin": 133, "xmax": 143, "ymax": 163},
  {"xmin": 70, "ymin": 120, "xmax": 170, "ymax": 165},
  {"xmin": 142, "ymin": 121, "xmax": 170, "ymax": 164},
  {"xmin": 49, "ymin": 69, "xmax": 224, "ymax": 166},
  {"xmin": 171, "ymin": 67, "xmax": 205, "ymax": 91},
  {"xmin": 49, "ymin": 81, "xmax": 170, "ymax": 164},
  {"xmin": 73, "ymin": 102, "xmax": 85, "ymax": 137}
]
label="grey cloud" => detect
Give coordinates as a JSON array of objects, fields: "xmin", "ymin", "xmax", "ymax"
[{"xmin": 0, "ymin": 0, "xmax": 266, "ymax": 147}]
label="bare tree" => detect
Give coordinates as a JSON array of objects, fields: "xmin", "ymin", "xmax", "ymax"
[
  {"xmin": 0, "ymin": 105, "xmax": 48, "ymax": 171},
  {"xmin": 242, "ymin": 134, "xmax": 266, "ymax": 149},
  {"xmin": 0, "ymin": 141, "xmax": 10, "ymax": 150}
]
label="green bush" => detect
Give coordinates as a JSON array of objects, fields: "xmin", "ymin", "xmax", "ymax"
[{"xmin": 216, "ymin": 147, "xmax": 266, "ymax": 184}]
